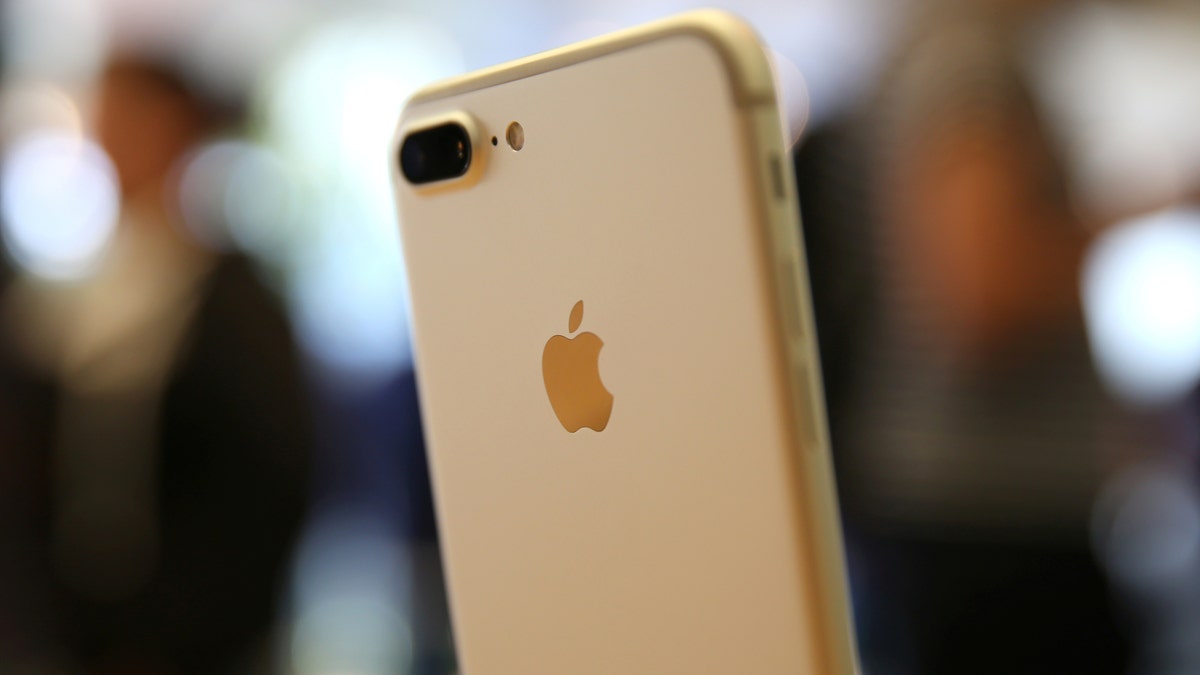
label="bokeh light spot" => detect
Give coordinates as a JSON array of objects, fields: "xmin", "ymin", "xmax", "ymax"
[{"xmin": 1, "ymin": 132, "xmax": 119, "ymax": 280}]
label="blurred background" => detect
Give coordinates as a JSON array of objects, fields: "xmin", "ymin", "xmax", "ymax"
[{"xmin": 1, "ymin": 0, "xmax": 1198, "ymax": 673}]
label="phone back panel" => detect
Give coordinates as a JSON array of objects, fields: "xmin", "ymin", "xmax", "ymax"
[{"xmin": 393, "ymin": 12, "xmax": 854, "ymax": 674}]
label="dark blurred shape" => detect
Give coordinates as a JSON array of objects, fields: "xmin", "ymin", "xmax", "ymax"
[
  {"xmin": 794, "ymin": 1, "xmax": 1143, "ymax": 672},
  {"xmin": 0, "ymin": 55, "xmax": 312, "ymax": 673},
  {"xmin": 97, "ymin": 59, "xmax": 233, "ymax": 198},
  {"xmin": 303, "ymin": 366, "xmax": 455, "ymax": 674}
]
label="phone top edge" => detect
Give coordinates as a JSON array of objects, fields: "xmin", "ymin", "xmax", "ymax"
[{"xmin": 404, "ymin": 9, "xmax": 777, "ymax": 112}]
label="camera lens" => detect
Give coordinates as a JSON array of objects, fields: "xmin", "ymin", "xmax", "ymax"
[{"xmin": 399, "ymin": 122, "xmax": 472, "ymax": 185}]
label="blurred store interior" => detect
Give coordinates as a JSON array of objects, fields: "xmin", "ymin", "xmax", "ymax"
[{"xmin": 1, "ymin": 0, "xmax": 1199, "ymax": 673}]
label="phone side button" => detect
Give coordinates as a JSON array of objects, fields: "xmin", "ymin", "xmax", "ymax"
[
  {"xmin": 791, "ymin": 361, "xmax": 818, "ymax": 449},
  {"xmin": 768, "ymin": 153, "xmax": 786, "ymax": 200},
  {"xmin": 777, "ymin": 259, "xmax": 805, "ymax": 341}
]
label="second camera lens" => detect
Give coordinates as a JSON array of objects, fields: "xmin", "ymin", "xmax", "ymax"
[{"xmin": 399, "ymin": 122, "xmax": 472, "ymax": 185}]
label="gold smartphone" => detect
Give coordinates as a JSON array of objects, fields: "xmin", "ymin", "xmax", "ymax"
[{"xmin": 391, "ymin": 10, "xmax": 857, "ymax": 673}]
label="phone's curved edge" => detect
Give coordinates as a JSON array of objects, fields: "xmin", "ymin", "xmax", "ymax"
[
  {"xmin": 403, "ymin": 9, "xmax": 776, "ymax": 113},
  {"xmin": 739, "ymin": 85, "xmax": 863, "ymax": 675},
  {"xmin": 390, "ymin": 10, "xmax": 777, "ymax": 209}
]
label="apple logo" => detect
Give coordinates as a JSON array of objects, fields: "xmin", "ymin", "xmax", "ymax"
[{"xmin": 542, "ymin": 300, "xmax": 614, "ymax": 432}]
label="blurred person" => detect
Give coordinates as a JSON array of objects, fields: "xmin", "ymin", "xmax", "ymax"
[
  {"xmin": 791, "ymin": 0, "xmax": 1162, "ymax": 672},
  {"xmin": 0, "ymin": 56, "xmax": 312, "ymax": 673},
  {"xmin": 0, "ymin": 250, "xmax": 62, "ymax": 673}
]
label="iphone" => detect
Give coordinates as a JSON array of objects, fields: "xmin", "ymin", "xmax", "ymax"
[{"xmin": 392, "ymin": 10, "xmax": 858, "ymax": 673}]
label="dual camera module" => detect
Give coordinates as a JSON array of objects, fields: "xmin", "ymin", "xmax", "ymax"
[{"xmin": 399, "ymin": 120, "xmax": 523, "ymax": 185}]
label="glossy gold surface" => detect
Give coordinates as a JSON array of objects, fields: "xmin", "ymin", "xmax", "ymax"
[{"xmin": 393, "ymin": 10, "xmax": 857, "ymax": 674}]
